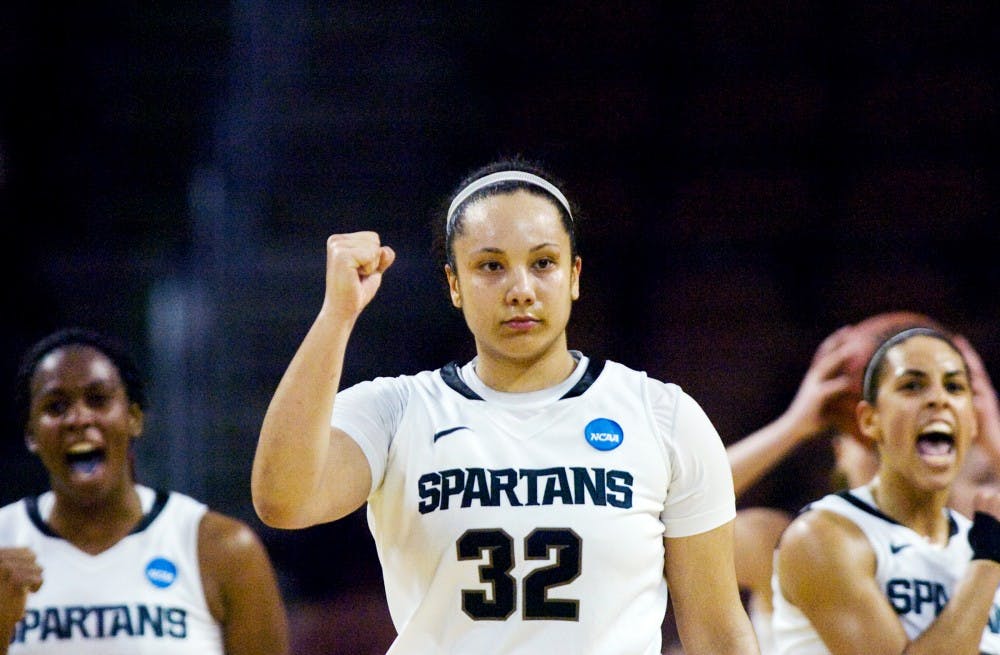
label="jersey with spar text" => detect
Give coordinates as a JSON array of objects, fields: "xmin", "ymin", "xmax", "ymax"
[
  {"xmin": 332, "ymin": 356, "xmax": 736, "ymax": 655},
  {"xmin": 0, "ymin": 485, "xmax": 224, "ymax": 655},
  {"xmin": 771, "ymin": 485, "xmax": 1000, "ymax": 654}
]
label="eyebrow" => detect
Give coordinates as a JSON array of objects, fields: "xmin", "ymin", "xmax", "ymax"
[
  {"xmin": 897, "ymin": 368, "xmax": 967, "ymax": 379},
  {"xmin": 472, "ymin": 243, "xmax": 561, "ymax": 255}
]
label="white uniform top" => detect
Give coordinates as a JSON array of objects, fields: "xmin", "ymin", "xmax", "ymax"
[
  {"xmin": 0, "ymin": 485, "xmax": 224, "ymax": 654},
  {"xmin": 331, "ymin": 354, "xmax": 736, "ymax": 655},
  {"xmin": 749, "ymin": 601, "xmax": 777, "ymax": 655},
  {"xmin": 771, "ymin": 484, "xmax": 1000, "ymax": 654}
]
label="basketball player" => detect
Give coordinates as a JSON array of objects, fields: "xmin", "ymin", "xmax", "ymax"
[
  {"xmin": 728, "ymin": 323, "xmax": 878, "ymax": 655},
  {"xmin": 250, "ymin": 158, "xmax": 760, "ymax": 654},
  {"xmin": 727, "ymin": 313, "xmax": 1000, "ymax": 654},
  {"xmin": 0, "ymin": 328, "xmax": 289, "ymax": 654},
  {"xmin": 771, "ymin": 327, "xmax": 1000, "ymax": 654}
]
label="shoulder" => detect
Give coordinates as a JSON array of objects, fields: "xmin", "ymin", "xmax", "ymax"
[
  {"xmin": 198, "ymin": 510, "xmax": 266, "ymax": 561},
  {"xmin": 339, "ymin": 368, "xmax": 438, "ymax": 402},
  {"xmin": 0, "ymin": 498, "xmax": 26, "ymax": 516},
  {"xmin": 0, "ymin": 498, "xmax": 28, "ymax": 536},
  {"xmin": 776, "ymin": 505, "xmax": 875, "ymax": 601}
]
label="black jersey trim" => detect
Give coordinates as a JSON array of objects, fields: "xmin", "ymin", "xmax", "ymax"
[
  {"xmin": 440, "ymin": 361, "xmax": 483, "ymax": 400},
  {"xmin": 24, "ymin": 489, "xmax": 172, "ymax": 539},
  {"xmin": 829, "ymin": 489, "xmax": 959, "ymax": 537},
  {"xmin": 559, "ymin": 358, "xmax": 606, "ymax": 399},
  {"xmin": 439, "ymin": 358, "xmax": 607, "ymax": 401}
]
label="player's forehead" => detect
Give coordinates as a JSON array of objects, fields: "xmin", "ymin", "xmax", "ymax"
[
  {"xmin": 455, "ymin": 191, "xmax": 570, "ymax": 253},
  {"xmin": 33, "ymin": 346, "xmax": 120, "ymax": 394},
  {"xmin": 882, "ymin": 335, "xmax": 963, "ymax": 376}
]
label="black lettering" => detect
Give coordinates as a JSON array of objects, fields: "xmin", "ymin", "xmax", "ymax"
[
  {"xmin": 571, "ymin": 467, "xmax": 606, "ymax": 505},
  {"xmin": 109, "ymin": 605, "xmax": 135, "ymax": 637},
  {"xmin": 439, "ymin": 469, "xmax": 466, "ymax": 510},
  {"xmin": 40, "ymin": 607, "xmax": 64, "ymax": 640},
  {"xmin": 418, "ymin": 472, "xmax": 441, "ymax": 514},
  {"xmin": 887, "ymin": 579, "xmax": 912, "ymax": 613},
  {"xmin": 988, "ymin": 603, "xmax": 1000, "ymax": 634},
  {"xmin": 490, "ymin": 469, "xmax": 521, "ymax": 507},
  {"xmin": 462, "ymin": 468, "xmax": 491, "ymax": 507},
  {"xmin": 14, "ymin": 609, "xmax": 38, "ymax": 643},
  {"xmin": 933, "ymin": 582, "xmax": 948, "ymax": 614},
  {"xmin": 606, "ymin": 471, "xmax": 633, "ymax": 508},
  {"xmin": 519, "ymin": 470, "xmax": 542, "ymax": 506},
  {"xmin": 540, "ymin": 468, "xmax": 573, "ymax": 505},
  {"xmin": 138, "ymin": 604, "xmax": 165, "ymax": 637},
  {"xmin": 65, "ymin": 606, "xmax": 89, "ymax": 638},
  {"xmin": 166, "ymin": 608, "xmax": 188, "ymax": 638}
]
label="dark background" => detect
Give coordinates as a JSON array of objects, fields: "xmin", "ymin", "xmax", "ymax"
[{"xmin": 2, "ymin": 2, "xmax": 997, "ymax": 652}]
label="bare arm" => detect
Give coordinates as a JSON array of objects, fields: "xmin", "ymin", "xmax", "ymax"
[
  {"xmin": 777, "ymin": 505, "xmax": 1000, "ymax": 655},
  {"xmin": 665, "ymin": 520, "xmax": 760, "ymax": 654},
  {"xmin": 733, "ymin": 507, "xmax": 792, "ymax": 610},
  {"xmin": 0, "ymin": 548, "xmax": 43, "ymax": 655},
  {"xmin": 251, "ymin": 232, "xmax": 395, "ymax": 528},
  {"xmin": 199, "ymin": 512, "xmax": 289, "ymax": 655},
  {"xmin": 728, "ymin": 326, "xmax": 856, "ymax": 496}
]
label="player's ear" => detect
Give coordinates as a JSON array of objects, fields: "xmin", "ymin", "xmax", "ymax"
[
  {"xmin": 25, "ymin": 432, "xmax": 38, "ymax": 454},
  {"xmin": 128, "ymin": 403, "xmax": 144, "ymax": 439},
  {"xmin": 857, "ymin": 401, "xmax": 880, "ymax": 443},
  {"xmin": 446, "ymin": 265, "xmax": 462, "ymax": 308},
  {"xmin": 570, "ymin": 256, "xmax": 581, "ymax": 301}
]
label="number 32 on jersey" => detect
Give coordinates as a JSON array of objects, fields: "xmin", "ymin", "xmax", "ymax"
[{"xmin": 457, "ymin": 527, "xmax": 581, "ymax": 621}]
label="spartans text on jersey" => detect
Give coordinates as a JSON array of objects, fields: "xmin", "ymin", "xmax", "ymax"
[
  {"xmin": 13, "ymin": 604, "xmax": 188, "ymax": 644},
  {"xmin": 418, "ymin": 466, "xmax": 633, "ymax": 514}
]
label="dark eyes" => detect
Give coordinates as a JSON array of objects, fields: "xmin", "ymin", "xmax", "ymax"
[
  {"xmin": 477, "ymin": 258, "xmax": 556, "ymax": 272},
  {"xmin": 40, "ymin": 392, "xmax": 113, "ymax": 416},
  {"xmin": 897, "ymin": 378, "xmax": 968, "ymax": 394}
]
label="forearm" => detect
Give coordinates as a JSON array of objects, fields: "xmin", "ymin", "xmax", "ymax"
[
  {"xmin": 0, "ymin": 599, "xmax": 24, "ymax": 655},
  {"xmin": 679, "ymin": 613, "xmax": 760, "ymax": 655},
  {"xmin": 251, "ymin": 310, "xmax": 355, "ymax": 527},
  {"xmin": 727, "ymin": 412, "xmax": 813, "ymax": 497},
  {"xmin": 905, "ymin": 560, "xmax": 1000, "ymax": 655}
]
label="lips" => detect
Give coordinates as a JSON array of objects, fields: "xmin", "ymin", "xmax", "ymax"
[{"xmin": 503, "ymin": 316, "xmax": 540, "ymax": 331}]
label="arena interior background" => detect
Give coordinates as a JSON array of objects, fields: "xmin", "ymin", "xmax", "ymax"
[{"xmin": 2, "ymin": 2, "xmax": 997, "ymax": 651}]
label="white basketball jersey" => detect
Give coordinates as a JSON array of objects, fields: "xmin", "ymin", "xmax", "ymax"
[
  {"xmin": 0, "ymin": 485, "xmax": 224, "ymax": 654},
  {"xmin": 771, "ymin": 485, "xmax": 1000, "ymax": 654},
  {"xmin": 332, "ymin": 356, "xmax": 736, "ymax": 655}
]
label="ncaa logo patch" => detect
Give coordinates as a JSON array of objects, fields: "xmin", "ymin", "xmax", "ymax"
[
  {"xmin": 145, "ymin": 557, "xmax": 178, "ymax": 589},
  {"xmin": 584, "ymin": 418, "xmax": 623, "ymax": 451}
]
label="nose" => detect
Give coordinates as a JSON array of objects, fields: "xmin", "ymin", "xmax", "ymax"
[
  {"xmin": 505, "ymin": 265, "xmax": 536, "ymax": 306},
  {"xmin": 926, "ymin": 381, "xmax": 951, "ymax": 407},
  {"xmin": 63, "ymin": 399, "xmax": 96, "ymax": 428}
]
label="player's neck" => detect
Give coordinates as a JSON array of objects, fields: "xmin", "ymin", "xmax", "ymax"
[
  {"xmin": 48, "ymin": 483, "xmax": 144, "ymax": 555},
  {"xmin": 870, "ymin": 475, "xmax": 951, "ymax": 544},
  {"xmin": 473, "ymin": 341, "xmax": 577, "ymax": 393}
]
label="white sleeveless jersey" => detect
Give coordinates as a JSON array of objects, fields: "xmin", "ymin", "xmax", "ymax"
[
  {"xmin": 332, "ymin": 356, "xmax": 736, "ymax": 655},
  {"xmin": 771, "ymin": 485, "xmax": 1000, "ymax": 654},
  {"xmin": 0, "ymin": 485, "xmax": 224, "ymax": 654}
]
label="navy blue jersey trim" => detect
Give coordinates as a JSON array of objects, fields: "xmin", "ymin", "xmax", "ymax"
[
  {"xmin": 827, "ymin": 489, "xmax": 959, "ymax": 537},
  {"xmin": 440, "ymin": 361, "xmax": 483, "ymax": 400},
  {"xmin": 24, "ymin": 496, "xmax": 53, "ymax": 537},
  {"xmin": 560, "ymin": 358, "xmax": 606, "ymax": 399},
  {"xmin": 24, "ymin": 489, "xmax": 172, "ymax": 539},
  {"xmin": 440, "ymin": 357, "xmax": 607, "ymax": 401}
]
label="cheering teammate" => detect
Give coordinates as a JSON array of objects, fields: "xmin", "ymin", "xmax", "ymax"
[{"xmin": 0, "ymin": 328, "xmax": 288, "ymax": 655}]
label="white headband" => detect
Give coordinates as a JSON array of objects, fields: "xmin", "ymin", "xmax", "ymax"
[{"xmin": 446, "ymin": 170, "xmax": 573, "ymax": 232}]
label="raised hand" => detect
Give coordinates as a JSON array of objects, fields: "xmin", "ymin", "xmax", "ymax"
[{"xmin": 322, "ymin": 232, "xmax": 396, "ymax": 320}]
